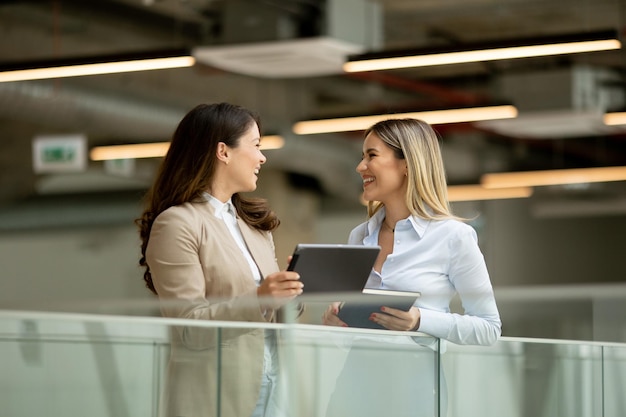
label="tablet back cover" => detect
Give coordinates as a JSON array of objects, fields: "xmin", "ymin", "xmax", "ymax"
[{"xmin": 287, "ymin": 244, "xmax": 380, "ymax": 293}]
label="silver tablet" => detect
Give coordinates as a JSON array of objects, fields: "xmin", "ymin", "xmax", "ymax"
[{"xmin": 287, "ymin": 243, "xmax": 380, "ymax": 293}]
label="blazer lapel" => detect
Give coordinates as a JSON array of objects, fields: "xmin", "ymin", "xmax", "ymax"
[{"xmin": 236, "ymin": 218, "xmax": 279, "ymax": 279}]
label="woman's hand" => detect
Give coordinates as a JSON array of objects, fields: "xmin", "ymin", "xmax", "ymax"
[
  {"xmin": 370, "ymin": 306, "xmax": 421, "ymax": 331},
  {"xmin": 322, "ymin": 302, "xmax": 347, "ymax": 327},
  {"xmin": 257, "ymin": 270, "xmax": 303, "ymax": 309}
]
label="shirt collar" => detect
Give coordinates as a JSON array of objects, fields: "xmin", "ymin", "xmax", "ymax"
[
  {"xmin": 203, "ymin": 192, "xmax": 236, "ymax": 218},
  {"xmin": 366, "ymin": 207, "xmax": 429, "ymax": 239},
  {"xmin": 408, "ymin": 215, "xmax": 429, "ymax": 238}
]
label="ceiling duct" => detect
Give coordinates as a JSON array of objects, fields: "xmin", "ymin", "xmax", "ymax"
[
  {"xmin": 193, "ymin": 0, "xmax": 382, "ymax": 78},
  {"xmin": 0, "ymin": 81, "xmax": 185, "ymax": 140},
  {"xmin": 0, "ymin": 80, "xmax": 363, "ymax": 202},
  {"xmin": 477, "ymin": 65, "xmax": 626, "ymax": 138}
]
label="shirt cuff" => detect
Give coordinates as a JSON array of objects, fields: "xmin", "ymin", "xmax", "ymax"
[{"xmin": 415, "ymin": 307, "xmax": 441, "ymax": 336}]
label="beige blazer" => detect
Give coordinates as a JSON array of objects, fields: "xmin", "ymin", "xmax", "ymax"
[{"xmin": 146, "ymin": 200, "xmax": 281, "ymax": 417}]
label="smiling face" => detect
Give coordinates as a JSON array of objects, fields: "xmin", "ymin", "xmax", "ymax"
[
  {"xmin": 357, "ymin": 132, "xmax": 408, "ymax": 205},
  {"xmin": 229, "ymin": 122, "xmax": 266, "ymax": 192},
  {"xmin": 212, "ymin": 122, "xmax": 266, "ymax": 201}
]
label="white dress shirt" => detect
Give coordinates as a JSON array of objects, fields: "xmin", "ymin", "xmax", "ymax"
[
  {"xmin": 205, "ymin": 193, "xmax": 262, "ymax": 284},
  {"xmin": 204, "ymin": 193, "xmax": 285, "ymax": 417},
  {"xmin": 349, "ymin": 207, "xmax": 501, "ymax": 345}
]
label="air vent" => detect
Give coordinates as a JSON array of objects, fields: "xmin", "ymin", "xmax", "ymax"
[
  {"xmin": 476, "ymin": 109, "xmax": 626, "ymax": 139},
  {"xmin": 193, "ymin": 37, "xmax": 364, "ymax": 78},
  {"xmin": 477, "ymin": 66, "xmax": 626, "ymax": 139}
]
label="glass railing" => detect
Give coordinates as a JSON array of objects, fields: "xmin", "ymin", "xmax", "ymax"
[
  {"xmin": 1, "ymin": 309, "xmax": 170, "ymax": 417},
  {"xmin": 1, "ymin": 297, "xmax": 624, "ymax": 417},
  {"xmin": 444, "ymin": 337, "xmax": 626, "ymax": 417}
]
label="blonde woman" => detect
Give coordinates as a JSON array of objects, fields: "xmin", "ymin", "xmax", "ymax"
[{"xmin": 323, "ymin": 118, "xmax": 501, "ymax": 416}]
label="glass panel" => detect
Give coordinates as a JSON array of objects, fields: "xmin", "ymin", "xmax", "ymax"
[
  {"xmin": 444, "ymin": 338, "xmax": 604, "ymax": 417},
  {"xmin": 281, "ymin": 325, "xmax": 439, "ymax": 417},
  {"xmin": 604, "ymin": 344, "xmax": 626, "ymax": 417},
  {"xmin": 0, "ymin": 311, "xmax": 170, "ymax": 417}
]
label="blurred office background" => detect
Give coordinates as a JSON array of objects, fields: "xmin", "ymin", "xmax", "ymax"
[{"xmin": 0, "ymin": 0, "xmax": 625, "ymax": 342}]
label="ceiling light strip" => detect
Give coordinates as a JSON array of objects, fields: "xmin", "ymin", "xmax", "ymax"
[
  {"xmin": 0, "ymin": 56, "xmax": 195, "ymax": 83},
  {"xmin": 260, "ymin": 135, "xmax": 285, "ymax": 150},
  {"xmin": 344, "ymin": 36, "xmax": 621, "ymax": 73},
  {"xmin": 481, "ymin": 166, "xmax": 626, "ymax": 188},
  {"xmin": 447, "ymin": 185, "xmax": 533, "ymax": 202},
  {"xmin": 90, "ymin": 135, "xmax": 284, "ymax": 161},
  {"xmin": 90, "ymin": 142, "xmax": 171, "ymax": 161},
  {"xmin": 293, "ymin": 105, "xmax": 518, "ymax": 135},
  {"xmin": 603, "ymin": 112, "xmax": 626, "ymax": 126}
]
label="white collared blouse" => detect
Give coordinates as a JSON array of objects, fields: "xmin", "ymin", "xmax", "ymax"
[
  {"xmin": 349, "ymin": 208, "xmax": 502, "ymax": 345},
  {"xmin": 205, "ymin": 193, "xmax": 262, "ymax": 285}
]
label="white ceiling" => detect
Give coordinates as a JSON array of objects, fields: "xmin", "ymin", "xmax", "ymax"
[{"xmin": 1, "ymin": 0, "xmax": 626, "ymax": 216}]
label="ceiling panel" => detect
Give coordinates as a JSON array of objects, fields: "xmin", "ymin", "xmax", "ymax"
[{"xmin": 0, "ymin": 0, "xmax": 625, "ymax": 212}]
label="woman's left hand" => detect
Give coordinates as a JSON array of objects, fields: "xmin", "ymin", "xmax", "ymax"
[
  {"xmin": 322, "ymin": 302, "xmax": 347, "ymax": 327},
  {"xmin": 370, "ymin": 306, "xmax": 420, "ymax": 331}
]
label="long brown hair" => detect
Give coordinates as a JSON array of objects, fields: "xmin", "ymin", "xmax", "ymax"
[{"xmin": 136, "ymin": 103, "xmax": 280, "ymax": 294}]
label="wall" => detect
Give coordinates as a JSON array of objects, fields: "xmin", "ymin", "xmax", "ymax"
[
  {"xmin": 482, "ymin": 198, "xmax": 626, "ymax": 287},
  {"xmin": 0, "ymin": 226, "xmax": 151, "ymax": 310}
]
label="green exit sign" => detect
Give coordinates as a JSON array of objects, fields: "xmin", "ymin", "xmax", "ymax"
[
  {"xmin": 33, "ymin": 134, "xmax": 86, "ymax": 173},
  {"xmin": 42, "ymin": 146, "xmax": 76, "ymax": 163}
]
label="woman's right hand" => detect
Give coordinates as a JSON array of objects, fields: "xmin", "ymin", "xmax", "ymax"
[
  {"xmin": 322, "ymin": 302, "xmax": 347, "ymax": 327},
  {"xmin": 257, "ymin": 270, "xmax": 303, "ymax": 308}
]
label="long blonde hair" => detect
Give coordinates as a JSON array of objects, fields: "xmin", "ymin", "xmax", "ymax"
[{"xmin": 364, "ymin": 118, "xmax": 462, "ymax": 221}]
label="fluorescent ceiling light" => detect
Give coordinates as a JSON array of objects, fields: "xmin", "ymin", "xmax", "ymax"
[
  {"xmin": 344, "ymin": 30, "xmax": 621, "ymax": 72},
  {"xmin": 0, "ymin": 49, "xmax": 195, "ymax": 83},
  {"xmin": 90, "ymin": 142, "xmax": 171, "ymax": 161},
  {"xmin": 481, "ymin": 166, "xmax": 626, "ymax": 188},
  {"xmin": 260, "ymin": 135, "xmax": 285, "ymax": 150},
  {"xmin": 448, "ymin": 185, "xmax": 533, "ymax": 202},
  {"xmin": 360, "ymin": 184, "xmax": 532, "ymax": 205},
  {"xmin": 603, "ymin": 112, "xmax": 626, "ymax": 126},
  {"xmin": 90, "ymin": 135, "xmax": 284, "ymax": 161},
  {"xmin": 293, "ymin": 105, "xmax": 518, "ymax": 135}
]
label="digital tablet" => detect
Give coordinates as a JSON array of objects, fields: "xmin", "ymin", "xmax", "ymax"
[
  {"xmin": 337, "ymin": 288, "xmax": 421, "ymax": 330},
  {"xmin": 287, "ymin": 244, "xmax": 380, "ymax": 293}
]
